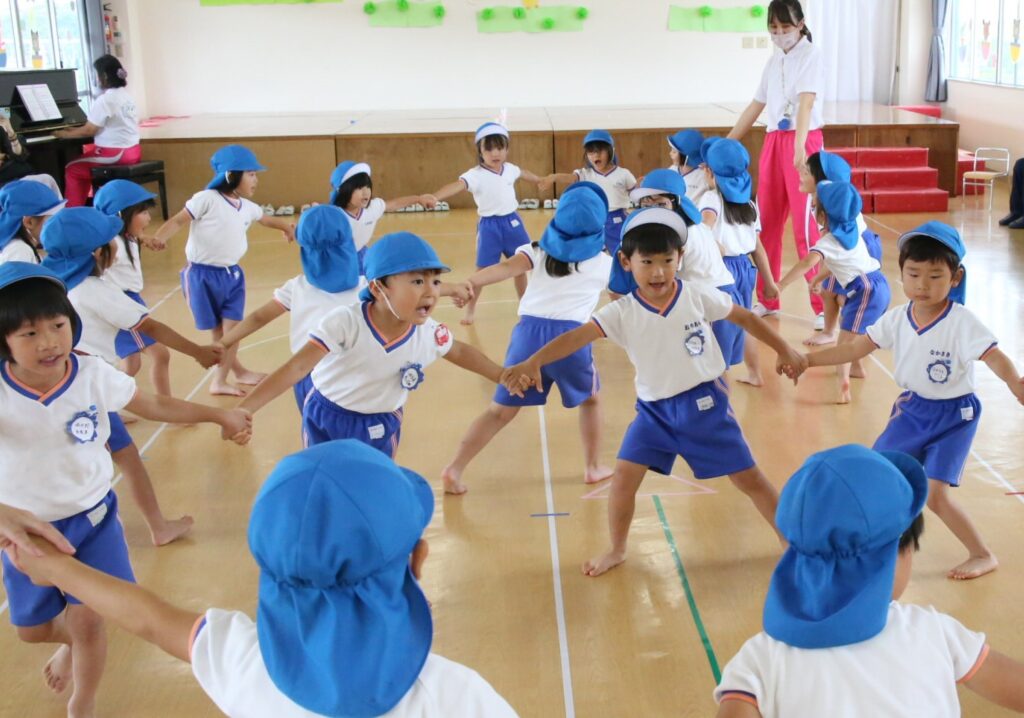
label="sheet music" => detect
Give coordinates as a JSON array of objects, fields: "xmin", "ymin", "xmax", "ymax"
[{"xmin": 16, "ymin": 84, "xmax": 62, "ymax": 123}]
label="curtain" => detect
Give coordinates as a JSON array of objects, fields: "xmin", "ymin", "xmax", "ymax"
[{"xmin": 925, "ymin": 0, "xmax": 950, "ymax": 102}]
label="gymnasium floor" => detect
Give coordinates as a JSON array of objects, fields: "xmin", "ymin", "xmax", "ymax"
[{"xmin": 2, "ymin": 188, "xmax": 1022, "ymax": 717}]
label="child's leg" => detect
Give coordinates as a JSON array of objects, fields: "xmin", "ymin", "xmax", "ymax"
[
  {"xmin": 208, "ymin": 324, "xmax": 244, "ymax": 396},
  {"xmin": 835, "ymin": 329, "xmax": 857, "ymax": 405},
  {"xmin": 728, "ymin": 465, "xmax": 783, "ymax": 543},
  {"xmin": 64, "ymin": 604, "xmax": 106, "ymax": 718},
  {"xmin": 579, "ymin": 395, "xmax": 613, "ymax": 484},
  {"xmin": 111, "ymin": 443, "xmax": 193, "ymax": 546},
  {"xmin": 441, "ymin": 402, "xmax": 521, "ymax": 495},
  {"xmin": 222, "ymin": 318, "xmax": 266, "ymax": 386},
  {"xmin": 739, "ymin": 335, "xmax": 763, "ymax": 387},
  {"xmin": 463, "ymin": 275, "xmax": 484, "ymax": 326},
  {"xmin": 582, "ymin": 458, "xmax": 647, "ymax": 577},
  {"xmin": 926, "ymin": 478, "xmax": 998, "ymax": 580},
  {"xmin": 805, "ymin": 291, "xmax": 841, "ymax": 345},
  {"xmin": 17, "ymin": 614, "xmax": 73, "ymax": 693},
  {"xmin": 143, "ymin": 343, "xmax": 172, "ymax": 397}
]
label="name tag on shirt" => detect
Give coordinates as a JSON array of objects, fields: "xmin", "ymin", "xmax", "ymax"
[
  {"xmin": 961, "ymin": 406, "xmax": 975, "ymax": 422},
  {"xmin": 368, "ymin": 424, "xmax": 385, "ymax": 440},
  {"xmin": 510, "ymin": 219, "xmax": 521, "ymax": 228},
  {"xmin": 86, "ymin": 502, "xmax": 108, "ymax": 527},
  {"xmin": 697, "ymin": 396, "xmax": 715, "ymax": 412}
]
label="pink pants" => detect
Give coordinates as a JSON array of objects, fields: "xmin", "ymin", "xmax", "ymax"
[
  {"xmin": 756, "ymin": 129, "xmax": 824, "ymax": 314},
  {"xmin": 64, "ymin": 144, "xmax": 142, "ymax": 207}
]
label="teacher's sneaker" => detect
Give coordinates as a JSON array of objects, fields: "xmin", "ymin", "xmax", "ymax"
[
  {"xmin": 752, "ymin": 302, "xmax": 778, "ymax": 318},
  {"xmin": 814, "ymin": 312, "xmax": 826, "ymax": 331}
]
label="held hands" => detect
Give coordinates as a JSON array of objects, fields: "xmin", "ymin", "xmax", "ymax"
[
  {"xmin": 282, "ymin": 224, "xmax": 297, "ymax": 244},
  {"xmin": 762, "ymin": 279, "xmax": 780, "ymax": 301},
  {"xmin": 448, "ymin": 281, "xmax": 475, "ymax": 309},
  {"xmin": 0, "ymin": 504, "xmax": 74, "ymax": 558},
  {"xmin": 537, "ymin": 175, "xmax": 555, "ymax": 192},
  {"xmin": 421, "ymin": 194, "xmax": 440, "ymax": 210},
  {"xmin": 5, "ymin": 539, "xmax": 60, "ymax": 587},
  {"xmin": 775, "ymin": 347, "xmax": 808, "ymax": 384},
  {"xmin": 219, "ymin": 408, "xmax": 253, "ymax": 445},
  {"xmin": 499, "ymin": 360, "xmax": 542, "ymax": 399},
  {"xmin": 139, "ymin": 235, "xmax": 166, "ymax": 252},
  {"xmin": 194, "ymin": 343, "xmax": 224, "ymax": 369}
]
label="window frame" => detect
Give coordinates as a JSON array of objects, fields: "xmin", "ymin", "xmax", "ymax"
[{"xmin": 946, "ymin": 0, "xmax": 1024, "ymax": 89}]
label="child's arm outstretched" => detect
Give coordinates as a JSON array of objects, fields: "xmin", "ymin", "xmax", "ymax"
[
  {"xmin": 501, "ymin": 322, "xmax": 604, "ymax": 393},
  {"xmin": 539, "ymin": 172, "xmax": 578, "ymax": 191},
  {"xmin": 443, "ymin": 341, "xmax": 525, "ymax": 396},
  {"xmin": 237, "ymin": 343, "xmax": 323, "ymax": 415},
  {"xmin": 518, "ymin": 168, "xmax": 548, "ymax": 186},
  {"xmin": 257, "ymin": 214, "xmax": 296, "ymax": 243},
  {"xmin": 135, "ymin": 317, "xmax": 222, "ymax": 368},
  {"xmin": 982, "ymin": 348, "xmax": 1024, "ymax": 405},
  {"xmin": 125, "ymin": 391, "xmax": 252, "ymax": 444},
  {"xmin": 422, "ymin": 179, "xmax": 468, "ymax": 207},
  {"xmin": 726, "ymin": 306, "xmax": 807, "ymax": 381},
  {"xmin": 466, "ymin": 252, "xmax": 532, "ymax": 293},
  {"xmin": 384, "ymin": 195, "xmax": 434, "ymax": 212},
  {"xmin": 962, "ymin": 648, "xmax": 1024, "ymax": 712},
  {"xmin": 803, "ymin": 334, "xmax": 877, "ymax": 370},
  {"xmin": 776, "ymin": 250, "xmax": 821, "ymax": 292},
  {"xmin": 150, "ymin": 208, "xmax": 192, "ymax": 251},
  {"xmin": 216, "ymin": 300, "xmax": 287, "ymax": 351},
  {"xmin": 808, "ymin": 265, "xmax": 833, "ymax": 294}
]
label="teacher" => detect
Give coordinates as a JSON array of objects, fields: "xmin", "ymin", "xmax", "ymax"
[
  {"xmin": 728, "ymin": 0, "xmax": 824, "ymax": 326},
  {"xmin": 54, "ymin": 54, "xmax": 141, "ymax": 207}
]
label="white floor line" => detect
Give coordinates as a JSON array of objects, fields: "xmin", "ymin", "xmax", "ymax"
[
  {"xmin": 146, "ymin": 287, "xmax": 180, "ymax": 314},
  {"xmin": 864, "ymin": 214, "xmax": 903, "ymax": 237},
  {"xmin": 537, "ymin": 405, "xmax": 576, "ymax": 718}
]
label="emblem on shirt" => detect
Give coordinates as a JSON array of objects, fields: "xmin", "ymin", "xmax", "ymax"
[
  {"xmin": 67, "ymin": 405, "xmax": 100, "ymax": 444},
  {"xmin": 684, "ymin": 329, "xmax": 706, "ymax": 357},
  {"xmin": 400, "ymin": 362, "xmax": 425, "ymax": 390},
  {"xmin": 434, "ymin": 324, "xmax": 451, "ymax": 348},
  {"xmin": 927, "ymin": 358, "xmax": 952, "ymax": 384}
]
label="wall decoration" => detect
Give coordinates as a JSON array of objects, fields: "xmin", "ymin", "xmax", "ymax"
[
  {"xmin": 477, "ymin": 5, "xmax": 588, "ymax": 33},
  {"xmin": 200, "ymin": 0, "xmax": 342, "ymax": 6},
  {"xmin": 364, "ymin": 0, "xmax": 446, "ymax": 27},
  {"xmin": 668, "ymin": 4, "xmax": 767, "ymax": 33}
]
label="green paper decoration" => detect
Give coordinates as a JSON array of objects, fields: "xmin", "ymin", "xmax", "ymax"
[
  {"xmin": 397, "ymin": 0, "xmax": 409, "ymax": 9},
  {"xmin": 482, "ymin": 7, "xmax": 494, "ymax": 19},
  {"xmin": 576, "ymin": 6, "xmax": 587, "ymax": 19},
  {"xmin": 668, "ymin": 4, "xmax": 769, "ymax": 32},
  {"xmin": 477, "ymin": 5, "xmax": 589, "ymax": 33},
  {"xmin": 750, "ymin": 5, "xmax": 764, "ymax": 16},
  {"xmin": 365, "ymin": 0, "xmax": 446, "ymax": 26},
  {"xmin": 513, "ymin": 6, "xmax": 525, "ymax": 18},
  {"xmin": 698, "ymin": 5, "xmax": 712, "ymax": 16},
  {"xmin": 364, "ymin": 1, "xmax": 377, "ymax": 12},
  {"xmin": 541, "ymin": 16, "xmax": 554, "ymax": 28},
  {"xmin": 433, "ymin": 4, "xmax": 444, "ymax": 17}
]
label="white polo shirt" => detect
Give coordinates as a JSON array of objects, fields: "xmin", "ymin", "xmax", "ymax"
[
  {"xmin": 0, "ymin": 354, "xmax": 136, "ymax": 521},
  {"xmin": 185, "ymin": 190, "xmax": 263, "ymax": 267},
  {"xmin": 754, "ymin": 37, "xmax": 825, "ymax": 133},
  {"xmin": 309, "ymin": 302, "xmax": 454, "ymax": 413},
  {"xmin": 69, "ymin": 276, "xmax": 148, "ymax": 366},
  {"xmin": 699, "ymin": 191, "xmax": 761, "ymax": 257},
  {"xmin": 809, "ymin": 231, "xmax": 880, "ymax": 288},
  {"xmin": 459, "ymin": 163, "xmax": 521, "ymax": 217},
  {"xmin": 515, "ymin": 244, "xmax": 611, "ymax": 324},
  {"xmin": 679, "ymin": 223, "xmax": 735, "ymax": 288},
  {"xmin": 591, "ymin": 279, "xmax": 732, "ymax": 401},
  {"xmin": 573, "ymin": 166, "xmax": 637, "ymax": 211},
  {"xmin": 273, "ymin": 275, "xmax": 364, "ymax": 354},
  {"xmin": 0, "ymin": 238, "xmax": 39, "ymax": 265},
  {"xmin": 102, "ymin": 236, "xmax": 144, "ymax": 293},
  {"xmin": 866, "ymin": 302, "xmax": 998, "ymax": 399},
  {"xmin": 715, "ymin": 602, "xmax": 988, "ymax": 718},
  {"xmin": 344, "ymin": 198, "xmax": 386, "ymax": 252},
  {"xmin": 87, "ymin": 87, "xmax": 140, "ymax": 148},
  {"xmin": 190, "ymin": 609, "xmax": 519, "ymax": 718}
]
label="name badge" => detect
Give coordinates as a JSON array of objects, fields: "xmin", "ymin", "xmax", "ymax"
[
  {"xmin": 961, "ymin": 406, "xmax": 975, "ymax": 422},
  {"xmin": 510, "ymin": 219, "xmax": 521, "ymax": 228},
  {"xmin": 86, "ymin": 502, "xmax": 108, "ymax": 527},
  {"xmin": 612, "ymin": 216, "xmax": 623, "ymax": 224},
  {"xmin": 67, "ymin": 406, "xmax": 100, "ymax": 444},
  {"xmin": 368, "ymin": 424, "xmax": 385, "ymax": 440},
  {"xmin": 696, "ymin": 396, "xmax": 715, "ymax": 412}
]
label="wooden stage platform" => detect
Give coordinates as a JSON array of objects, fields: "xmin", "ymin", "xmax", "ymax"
[{"xmin": 139, "ymin": 102, "xmax": 960, "ymax": 212}]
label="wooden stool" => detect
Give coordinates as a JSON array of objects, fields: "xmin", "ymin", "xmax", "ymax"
[{"xmin": 90, "ymin": 161, "xmax": 169, "ymax": 219}]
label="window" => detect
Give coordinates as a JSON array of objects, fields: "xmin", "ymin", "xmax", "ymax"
[
  {"xmin": 947, "ymin": 0, "xmax": 1024, "ymax": 87},
  {"xmin": 0, "ymin": 0, "xmax": 92, "ymax": 97}
]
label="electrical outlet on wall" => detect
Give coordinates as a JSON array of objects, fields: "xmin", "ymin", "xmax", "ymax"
[
  {"xmin": 742, "ymin": 36, "xmax": 755, "ymax": 49},
  {"xmin": 756, "ymin": 36, "xmax": 769, "ymax": 49}
]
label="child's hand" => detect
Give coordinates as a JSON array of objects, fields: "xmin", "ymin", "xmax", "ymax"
[
  {"xmin": 776, "ymin": 347, "xmax": 808, "ymax": 383},
  {"xmin": 0, "ymin": 504, "xmax": 74, "ymax": 558},
  {"xmin": 500, "ymin": 361, "xmax": 541, "ymax": 396},
  {"xmin": 762, "ymin": 281, "xmax": 780, "ymax": 301},
  {"xmin": 195, "ymin": 344, "xmax": 223, "ymax": 369},
  {"xmin": 537, "ymin": 175, "xmax": 554, "ymax": 192},
  {"xmin": 420, "ymin": 195, "xmax": 438, "ymax": 210},
  {"xmin": 147, "ymin": 236, "xmax": 167, "ymax": 251},
  {"xmin": 1011, "ymin": 377, "xmax": 1024, "ymax": 406},
  {"xmin": 449, "ymin": 282, "xmax": 475, "ymax": 308},
  {"xmin": 5, "ymin": 542, "xmax": 57, "ymax": 586},
  {"xmin": 281, "ymin": 224, "xmax": 296, "ymax": 243},
  {"xmin": 219, "ymin": 408, "xmax": 253, "ymax": 443}
]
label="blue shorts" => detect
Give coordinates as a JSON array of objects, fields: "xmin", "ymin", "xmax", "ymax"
[
  {"xmin": 618, "ymin": 379, "xmax": 756, "ymax": 478},
  {"xmin": 293, "ymin": 372, "xmax": 314, "ymax": 412},
  {"xmin": 107, "ymin": 412, "xmax": 133, "ymax": 453},
  {"xmin": 476, "ymin": 212, "xmax": 531, "ymax": 267},
  {"xmin": 603, "ymin": 209, "xmax": 628, "ymax": 255},
  {"xmin": 873, "ymin": 391, "xmax": 981, "ymax": 486},
  {"xmin": 839, "ymin": 270, "xmax": 890, "ymax": 334},
  {"xmin": 114, "ymin": 291, "xmax": 156, "ymax": 359},
  {"xmin": 494, "ymin": 315, "xmax": 599, "ymax": 408},
  {"xmin": 712, "ymin": 255, "xmax": 756, "ymax": 366},
  {"xmin": 302, "ymin": 389, "xmax": 404, "ymax": 458},
  {"xmin": 2, "ymin": 491, "xmax": 134, "ymax": 627},
  {"xmin": 180, "ymin": 262, "xmax": 246, "ymax": 331},
  {"xmin": 357, "ymin": 246, "xmax": 367, "ymax": 276},
  {"xmin": 823, "ymin": 230, "xmax": 883, "ymax": 297}
]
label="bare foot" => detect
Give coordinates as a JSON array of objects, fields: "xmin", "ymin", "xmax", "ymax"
[
  {"xmin": 837, "ymin": 378, "xmax": 852, "ymax": 404},
  {"xmin": 209, "ymin": 380, "xmax": 246, "ymax": 397},
  {"xmin": 582, "ymin": 549, "xmax": 626, "ymax": 577},
  {"xmin": 67, "ymin": 695, "xmax": 97, "ymax": 718},
  {"xmin": 736, "ymin": 372, "xmax": 764, "ymax": 387},
  {"xmin": 803, "ymin": 331, "xmax": 837, "ymax": 347},
  {"xmin": 460, "ymin": 311, "xmax": 475, "ymax": 326},
  {"xmin": 584, "ymin": 465, "xmax": 614, "ymax": 484},
  {"xmin": 149, "ymin": 515, "xmax": 195, "ymax": 546},
  {"xmin": 233, "ymin": 370, "xmax": 267, "ymax": 386},
  {"xmin": 43, "ymin": 645, "xmax": 73, "ymax": 694},
  {"xmin": 441, "ymin": 465, "xmax": 468, "ymax": 495},
  {"xmin": 948, "ymin": 554, "xmax": 998, "ymax": 580},
  {"xmin": 850, "ymin": 360, "xmax": 867, "ymax": 379}
]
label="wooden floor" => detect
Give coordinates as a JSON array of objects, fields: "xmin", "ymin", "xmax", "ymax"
[{"xmin": 2, "ymin": 188, "xmax": 1023, "ymax": 717}]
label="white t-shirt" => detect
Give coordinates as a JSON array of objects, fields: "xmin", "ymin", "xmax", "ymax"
[
  {"xmin": 0, "ymin": 354, "xmax": 136, "ymax": 520},
  {"xmin": 515, "ymin": 243, "xmax": 611, "ymax": 324},
  {"xmin": 87, "ymin": 87, "xmax": 140, "ymax": 148},
  {"xmin": 344, "ymin": 198, "xmax": 387, "ymax": 252},
  {"xmin": 273, "ymin": 275, "xmax": 364, "ymax": 354},
  {"xmin": 309, "ymin": 303, "xmax": 454, "ymax": 413},
  {"xmin": 809, "ymin": 231, "xmax": 881, "ymax": 288},
  {"xmin": 679, "ymin": 223, "xmax": 735, "ymax": 288},
  {"xmin": 699, "ymin": 191, "xmax": 761, "ymax": 257},
  {"xmin": 680, "ymin": 166, "xmax": 710, "ymax": 205},
  {"xmin": 69, "ymin": 276, "xmax": 148, "ymax": 366},
  {"xmin": 591, "ymin": 279, "xmax": 732, "ymax": 401},
  {"xmin": 754, "ymin": 37, "xmax": 825, "ymax": 133},
  {"xmin": 185, "ymin": 190, "xmax": 264, "ymax": 266},
  {"xmin": 102, "ymin": 236, "xmax": 144, "ymax": 293},
  {"xmin": 190, "ymin": 609, "xmax": 518, "ymax": 718},
  {"xmin": 0, "ymin": 238, "xmax": 39, "ymax": 264},
  {"xmin": 459, "ymin": 163, "xmax": 521, "ymax": 217},
  {"xmin": 573, "ymin": 166, "xmax": 637, "ymax": 211},
  {"xmin": 866, "ymin": 302, "xmax": 997, "ymax": 399},
  {"xmin": 715, "ymin": 602, "xmax": 988, "ymax": 718}
]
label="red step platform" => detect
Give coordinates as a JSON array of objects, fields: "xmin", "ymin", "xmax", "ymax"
[{"xmin": 826, "ymin": 146, "xmax": 949, "ymax": 214}]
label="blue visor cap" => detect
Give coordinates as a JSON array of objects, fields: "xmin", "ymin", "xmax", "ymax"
[
  {"xmin": 608, "ymin": 207, "xmax": 689, "ymax": 294},
  {"xmin": 818, "ymin": 150, "xmax": 852, "ymax": 183},
  {"xmin": 0, "ymin": 261, "xmax": 82, "ymax": 346},
  {"xmin": 93, "ymin": 179, "xmax": 156, "ymax": 217},
  {"xmin": 40, "ymin": 208, "xmax": 124, "ymax": 290},
  {"xmin": 249, "ymin": 440, "xmax": 434, "ymax": 717},
  {"xmin": 474, "ymin": 122, "xmax": 509, "ymax": 144},
  {"xmin": 359, "ymin": 232, "xmax": 450, "ymax": 301},
  {"xmin": 539, "ymin": 181, "xmax": 608, "ymax": 263},
  {"xmin": 583, "ymin": 129, "xmax": 617, "ymax": 165},
  {"xmin": 765, "ymin": 445, "xmax": 927, "ymax": 649},
  {"xmin": 896, "ymin": 221, "xmax": 967, "ymax": 304},
  {"xmin": 0, "ymin": 180, "xmax": 66, "ymax": 248},
  {"xmin": 628, "ymin": 169, "xmax": 701, "ymax": 225},
  {"xmin": 206, "ymin": 144, "xmax": 266, "ymax": 190},
  {"xmin": 705, "ymin": 139, "xmax": 752, "ymax": 204},
  {"xmin": 816, "ymin": 181, "xmax": 863, "ymax": 250},
  {"xmin": 699, "ymin": 136, "xmax": 722, "ymax": 165},
  {"xmin": 328, "ymin": 161, "xmax": 371, "ymax": 204},
  {"xmin": 296, "ymin": 205, "xmax": 360, "ymax": 293},
  {"xmin": 667, "ymin": 129, "xmax": 705, "ymax": 167}
]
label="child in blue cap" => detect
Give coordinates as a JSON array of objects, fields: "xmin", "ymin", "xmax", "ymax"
[
  {"xmin": 667, "ymin": 128, "xmax": 709, "ymax": 203},
  {"xmin": 715, "ymin": 444, "xmax": 1024, "ymax": 717},
  {"xmin": 540, "ymin": 130, "xmax": 637, "ymax": 255},
  {"xmin": 6, "ymin": 440, "xmax": 519, "ymax": 717},
  {"xmin": 0, "ymin": 262, "xmax": 250, "ymax": 718},
  {"xmin": 238, "ymin": 232, "xmax": 512, "ymax": 457},
  {"xmin": 779, "ymin": 180, "xmax": 891, "ymax": 404},
  {"xmin": 793, "ymin": 221, "xmax": 1024, "ymax": 580},
  {"xmin": 217, "ymin": 205, "xmax": 364, "ymax": 411},
  {"xmin": 424, "ymin": 122, "xmax": 548, "ymax": 325},
  {"xmin": 0, "ymin": 179, "xmax": 65, "ymax": 265},
  {"xmin": 503, "ymin": 208, "xmax": 805, "ymax": 577},
  {"xmin": 151, "ymin": 144, "xmax": 297, "ymax": 396},
  {"xmin": 441, "ymin": 182, "xmax": 615, "ymax": 495}
]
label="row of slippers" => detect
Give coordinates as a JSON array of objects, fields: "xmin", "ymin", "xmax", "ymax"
[{"xmin": 519, "ymin": 198, "xmax": 560, "ymax": 210}]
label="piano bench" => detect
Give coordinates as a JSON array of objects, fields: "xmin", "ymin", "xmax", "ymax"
[{"xmin": 90, "ymin": 161, "xmax": 169, "ymax": 219}]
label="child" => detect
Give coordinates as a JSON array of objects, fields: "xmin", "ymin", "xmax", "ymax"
[
  {"xmin": 424, "ymin": 122, "xmax": 547, "ymax": 325},
  {"xmin": 6, "ymin": 439, "xmax": 518, "ymax": 717},
  {"xmin": 778, "ymin": 181, "xmax": 890, "ymax": 404},
  {"xmin": 502, "ymin": 208, "xmax": 806, "ymax": 577},
  {"xmin": 715, "ymin": 444, "xmax": 1024, "ymax": 717},
  {"xmin": 700, "ymin": 139, "xmax": 781, "ymax": 387},
  {"xmin": 0, "ymin": 262, "xmax": 250, "ymax": 718},
  {"xmin": 794, "ymin": 222, "xmax": 1024, "ymax": 579},
  {"xmin": 539, "ymin": 130, "xmax": 637, "ymax": 254},
  {"xmin": 667, "ymin": 128, "xmax": 709, "ymax": 203},
  {"xmin": 93, "ymin": 180, "xmax": 173, "ymax": 396},
  {"xmin": 0, "ymin": 179, "xmax": 65, "ymax": 265},
  {"xmin": 151, "ymin": 144, "xmax": 297, "ymax": 396},
  {"xmin": 238, "ymin": 232, "xmax": 511, "ymax": 457},
  {"xmin": 217, "ymin": 205, "xmax": 364, "ymax": 411},
  {"xmin": 441, "ymin": 182, "xmax": 614, "ymax": 495},
  {"xmin": 42, "ymin": 207, "xmax": 224, "ymax": 545}
]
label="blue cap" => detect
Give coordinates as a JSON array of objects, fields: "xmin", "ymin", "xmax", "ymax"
[
  {"xmin": 359, "ymin": 232, "xmax": 450, "ymax": 302},
  {"xmin": 93, "ymin": 179, "xmax": 156, "ymax": 217},
  {"xmin": 896, "ymin": 221, "xmax": 967, "ymax": 304},
  {"xmin": 628, "ymin": 169, "xmax": 701, "ymax": 225},
  {"xmin": 249, "ymin": 440, "xmax": 434, "ymax": 716},
  {"xmin": 699, "ymin": 136, "xmax": 722, "ymax": 165},
  {"xmin": 818, "ymin": 150, "xmax": 852, "ymax": 183},
  {"xmin": 765, "ymin": 445, "xmax": 928, "ymax": 649},
  {"xmin": 0, "ymin": 180, "xmax": 65, "ymax": 249},
  {"xmin": 328, "ymin": 161, "xmax": 371, "ymax": 205},
  {"xmin": 705, "ymin": 139, "xmax": 752, "ymax": 204},
  {"xmin": 608, "ymin": 207, "xmax": 689, "ymax": 295},
  {"xmin": 40, "ymin": 207, "xmax": 124, "ymax": 290},
  {"xmin": 539, "ymin": 182, "xmax": 607, "ymax": 263},
  {"xmin": 667, "ymin": 129, "xmax": 705, "ymax": 167},
  {"xmin": 0, "ymin": 262, "xmax": 82, "ymax": 346},
  {"xmin": 474, "ymin": 122, "xmax": 509, "ymax": 144},
  {"xmin": 206, "ymin": 145, "xmax": 266, "ymax": 190},
  {"xmin": 296, "ymin": 205, "xmax": 360, "ymax": 293},
  {"xmin": 583, "ymin": 129, "xmax": 617, "ymax": 165},
  {"xmin": 816, "ymin": 181, "xmax": 863, "ymax": 250}
]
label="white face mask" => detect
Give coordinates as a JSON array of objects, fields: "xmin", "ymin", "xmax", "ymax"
[
  {"xmin": 374, "ymin": 280, "xmax": 402, "ymax": 320},
  {"xmin": 771, "ymin": 29, "xmax": 802, "ymax": 51}
]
